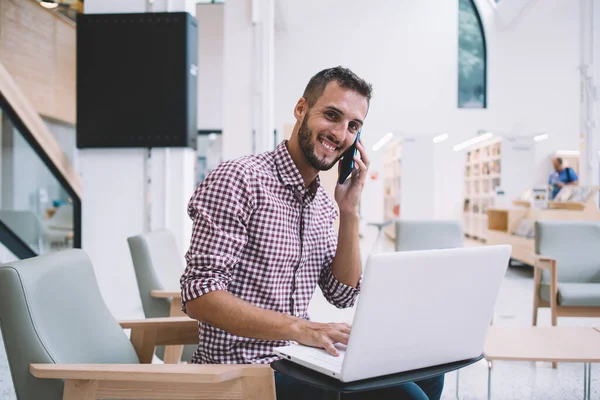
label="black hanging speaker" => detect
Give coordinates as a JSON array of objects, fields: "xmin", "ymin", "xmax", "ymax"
[{"xmin": 76, "ymin": 12, "xmax": 198, "ymax": 149}]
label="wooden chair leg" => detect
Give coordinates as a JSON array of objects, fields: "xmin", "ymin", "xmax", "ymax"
[
  {"xmin": 63, "ymin": 380, "xmax": 98, "ymax": 400},
  {"xmin": 551, "ymin": 287, "xmax": 558, "ymax": 369},
  {"xmin": 164, "ymin": 345, "xmax": 184, "ymax": 364},
  {"xmin": 130, "ymin": 328, "xmax": 157, "ymax": 364},
  {"xmin": 241, "ymin": 374, "xmax": 276, "ymax": 400},
  {"xmin": 532, "ymin": 267, "xmax": 540, "ymax": 326},
  {"xmin": 551, "ymin": 301, "xmax": 558, "ymax": 369}
]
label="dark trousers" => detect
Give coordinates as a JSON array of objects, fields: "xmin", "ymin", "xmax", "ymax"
[{"xmin": 274, "ymin": 372, "xmax": 445, "ymax": 400}]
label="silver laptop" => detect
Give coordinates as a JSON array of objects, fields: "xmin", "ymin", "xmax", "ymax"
[{"xmin": 274, "ymin": 245, "xmax": 511, "ymax": 382}]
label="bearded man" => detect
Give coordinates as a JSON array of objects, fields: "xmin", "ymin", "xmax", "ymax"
[{"xmin": 180, "ymin": 66, "xmax": 444, "ymax": 400}]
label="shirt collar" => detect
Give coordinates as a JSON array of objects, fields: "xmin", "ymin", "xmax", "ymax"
[{"xmin": 274, "ymin": 140, "xmax": 320, "ymax": 199}]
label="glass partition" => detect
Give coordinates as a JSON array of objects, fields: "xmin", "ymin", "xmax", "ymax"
[{"xmin": 0, "ymin": 107, "xmax": 77, "ymax": 256}]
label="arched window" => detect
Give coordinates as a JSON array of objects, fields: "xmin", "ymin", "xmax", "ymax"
[{"xmin": 458, "ymin": 0, "xmax": 487, "ymax": 108}]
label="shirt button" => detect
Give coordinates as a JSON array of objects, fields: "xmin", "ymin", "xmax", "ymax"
[{"xmin": 297, "ymin": 185, "xmax": 303, "ymax": 190}]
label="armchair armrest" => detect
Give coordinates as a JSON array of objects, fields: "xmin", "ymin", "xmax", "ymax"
[
  {"xmin": 30, "ymin": 364, "xmax": 275, "ymax": 400},
  {"xmin": 117, "ymin": 317, "xmax": 198, "ymax": 363},
  {"xmin": 534, "ymin": 256, "xmax": 557, "ymax": 271},
  {"xmin": 118, "ymin": 316, "xmax": 196, "ymax": 330},
  {"xmin": 30, "ymin": 363, "xmax": 271, "ymax": 383},
  {"xmin": 150, "ymin": 290, "xmax": 181, "ymax": 299}
]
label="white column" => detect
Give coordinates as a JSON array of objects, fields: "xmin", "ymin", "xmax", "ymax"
[
  {"xmin": 222, "ymin": 0, "xmax": 253, "ymax": 160},
  {"xmin": 592, "ymin": 0, "xmax": 600, "ymax": 190},
  {"xmin": 222, "ymin": 0, "xmax": 274, "ymax": 160},
  {"xmin": 81, "ymin": 0, "xmax": 197, "ymax": 319},
  {"xmin": 253, "ymin": 0, "xmax": 275, "ymax": 154},
  {"xmin": 579, "ymin": 0, "xmax": 596, "ymax": 186}
]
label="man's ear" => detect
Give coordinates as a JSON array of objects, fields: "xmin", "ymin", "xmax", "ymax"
[{"xmin": 294, "ymin": 97, "xmax": 308, "ymax": 121}]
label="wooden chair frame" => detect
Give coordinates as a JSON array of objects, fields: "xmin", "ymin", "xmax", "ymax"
[
  {"xmin": 532, "ymin": 257, "xmax": 600, "ymax": 369},
  {"xmin": 533, "ymin": 257, "xmax": 600, "ymax": 327},
  {"xmin": 30, "ymin": 317, "xmax": 275, "ymax": 400}
]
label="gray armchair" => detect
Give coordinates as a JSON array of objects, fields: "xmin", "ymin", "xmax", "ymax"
[
  {"xmin": 533, "ymin": 221, "xmax": 600, "ymax": 327},
  {"xmin": 395, "ymin": 220, "xmax": 464, "ymax": 251},
  {"xmin": 0, "ymin": 249, "xmax": 275, "ymax": 400},
  {"xmin": 127, "ymin": 229, "xmax": 197, "ymax": 363}
]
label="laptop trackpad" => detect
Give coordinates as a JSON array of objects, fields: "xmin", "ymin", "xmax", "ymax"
[{"xmin": 278, "ymin": 344, "xmax": 346, "ymax": 372}]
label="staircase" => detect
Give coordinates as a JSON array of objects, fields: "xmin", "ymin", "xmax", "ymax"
[{"xmin": 0, "ymin": 0, "xmax": 80, "ymax": 261}]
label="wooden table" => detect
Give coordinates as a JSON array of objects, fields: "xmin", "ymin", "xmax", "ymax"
[
  {"xmin": 150, "ymin": 290, "xmax": 188, "ymax": 364},
  {"xmin": 480, "ymin": 327, "xmax": 600, "ymax": 400}
]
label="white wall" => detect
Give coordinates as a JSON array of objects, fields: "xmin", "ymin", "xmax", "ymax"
[
  {"xmin": 401, "ymin": 135, "xmax": 436, "ymax": 220},
  {"xmin": 482, "ymin": 0, "xmax": 581, "ymax": 186},
  {"xmin": 84, "ymin": 0, "xmax": 146, "ymax": 13},
  {"xmin": 196, "ymin": 4, "xmax": 224, "ymax": 130},
  {"xmin": 273, "ymin": 0, "xmax": 583, "ymax": 222},
  {"xmin": 80, "ymin": 148, "xmax": 147, "ymax": 318},
  {"xmin": 222, "ymin": 0, "xmax": 254, "ymax": 160}
]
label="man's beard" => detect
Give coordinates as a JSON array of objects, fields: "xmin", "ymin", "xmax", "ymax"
[{"xmin": 298, "ymin": 112, "xmax": 342, "ymax": 171}]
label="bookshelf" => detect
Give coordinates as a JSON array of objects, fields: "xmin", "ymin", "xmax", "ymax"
[
  {"xmin": 383, "ymin": 138, "xmax": 402, "ymax": 239},
  {"xmin": 462, "ymin": 136, "xmax": 534, "ymax": 241}
]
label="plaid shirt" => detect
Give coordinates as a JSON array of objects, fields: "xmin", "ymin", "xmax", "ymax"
[{"xmin": 180, "ymin": 141, "xmax": 360, "ymax": 364}]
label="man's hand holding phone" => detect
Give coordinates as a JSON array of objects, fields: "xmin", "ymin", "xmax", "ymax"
[{"xmin": 335, "ymin": 132, "xmax": 369, "ymax": 216}]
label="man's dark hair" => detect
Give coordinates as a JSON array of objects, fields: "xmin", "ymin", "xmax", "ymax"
[{"xmin": 303, "ymin": 66, "xmax": 373, "ymax": 108}]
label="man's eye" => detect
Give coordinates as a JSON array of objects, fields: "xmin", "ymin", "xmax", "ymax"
[
  {"xmin": 349, "ymin": 123, "xmax": 359, "ymax": 131},
  {"xmin": 325, "ymin": 111, "xmax": 337, "ymax": 120}
]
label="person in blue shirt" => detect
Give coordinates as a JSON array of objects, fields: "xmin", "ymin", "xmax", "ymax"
[{"xmin": 548, "ymin": 157, "xmax": 578, "ymax": 199}]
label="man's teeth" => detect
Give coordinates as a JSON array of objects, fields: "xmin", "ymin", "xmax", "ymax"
[{"xmin": 321, "ymin": 140, "xmax": 336, "ymax": 151}]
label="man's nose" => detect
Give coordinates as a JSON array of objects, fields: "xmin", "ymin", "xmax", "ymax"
[{"xmin": 330, "ymin": 124, "xmax": 347, "ymax": 145}]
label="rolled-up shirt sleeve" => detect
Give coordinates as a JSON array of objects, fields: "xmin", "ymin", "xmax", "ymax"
[
  {"xmin": 180, "ymin": 162, "xmax": 255, "ymax": 314},
  {"xmin": 318, "ymin": 224, "xmax": 361, "ymax": 309}
]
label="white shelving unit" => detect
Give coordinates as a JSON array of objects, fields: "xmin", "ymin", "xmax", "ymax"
[
  {"xmin": 462, "ymin": 136, "xmax": 534, "ymax": 241},
  {"xmin": 383, "ymin": 138, "xmax": 402, "ymax": 239}
]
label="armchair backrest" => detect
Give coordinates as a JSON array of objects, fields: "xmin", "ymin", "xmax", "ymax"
[
  {"xmin": 127, "ymin": 229, "xmax": 183, "ymax": 319},
  {"xmin": 395, "ymin": 220, "xmax": 463, "ymax": 251},
  {"xmin": 0, "ymin": 249, "xmax": 139, "ymax": 400},
  {"xmin": 535, "ymin": 221, "xmax": 600, "ymax": 283}
]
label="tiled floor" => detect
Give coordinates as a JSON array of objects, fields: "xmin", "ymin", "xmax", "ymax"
[{"xmin": 1, "ymin": 227, "xmax": 599, "ymax": 399}]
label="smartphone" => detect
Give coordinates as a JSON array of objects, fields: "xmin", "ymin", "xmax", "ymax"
[{"xmin": 338, "ymin": 130, "xmax": 361, "ymax": 185}]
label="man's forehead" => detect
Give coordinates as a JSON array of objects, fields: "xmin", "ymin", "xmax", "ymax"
[{"xmin": 316, "ymin": 82, "xmax": 368, "ymax": 118}]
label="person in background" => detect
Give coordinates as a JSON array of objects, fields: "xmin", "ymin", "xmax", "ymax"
[{"xmin": 548, "ymin": 157, "xmax": 578, "ymax": 199}]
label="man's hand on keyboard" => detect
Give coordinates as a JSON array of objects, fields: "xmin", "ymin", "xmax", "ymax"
[{"xmin": 291, "ymin": 320, "xmax": 351, "ymax": 356}]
